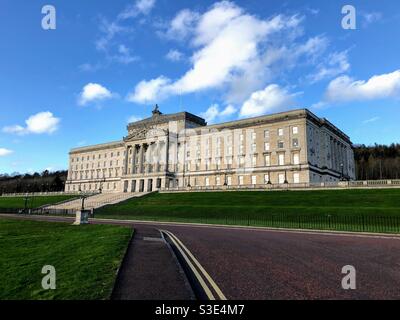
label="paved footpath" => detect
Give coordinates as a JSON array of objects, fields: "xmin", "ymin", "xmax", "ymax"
[{"xmin": 111, "ymin": 226, "xmax": 194, "ymax": 300}]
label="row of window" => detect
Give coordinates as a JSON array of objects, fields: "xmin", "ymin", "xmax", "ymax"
[
  {"xmin": 183, "ymin": 152, "xmax": 300, "ymax": 170},
  {"xmin": 193, "ymin": 172, "xmax": 301, "ymax": 186},
  {"xmin": 186, "ymin": 138, "xmax": 300, "ymax": 159},
  {"xmin": 72, "ymin": 160, "xmax": 121, "ymax": 171},
  {"xmin": 71, "ymin": 151, "xmax": 122, "ymax": 163},
  {"xmin": 67, "ymin": 182, "xmax": 117, "ymax": 192}
]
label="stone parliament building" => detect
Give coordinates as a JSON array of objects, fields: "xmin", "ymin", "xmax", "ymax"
[{"xmin": 65, "ymin": 107, "xmax": 355, "ymax": 193}]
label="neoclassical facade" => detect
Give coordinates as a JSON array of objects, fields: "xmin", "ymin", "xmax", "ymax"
[{"xmin": 65, "ymin": 107, "xmax": 355, "ymax": 193}]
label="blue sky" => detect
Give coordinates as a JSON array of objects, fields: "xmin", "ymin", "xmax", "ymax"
[{"xmin": 1, "ymin": 0, "xmax": 399, "ymax": 174}]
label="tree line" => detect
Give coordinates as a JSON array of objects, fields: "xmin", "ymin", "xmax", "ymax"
[
  {"xmin": 0, "ymin": 170, "xmax": 67, "ymax": 194},
  {"xmin": 354, "ymin": 143, "xmax": 400, "ymax": 180}
]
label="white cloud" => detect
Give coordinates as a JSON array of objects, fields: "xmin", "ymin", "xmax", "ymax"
[
  {"xmin": 119, "ymin": 0, "xmax": 156, "ymax": 19},
  {"xmin": 361, "ymin": 12, "xmax": 382, "ymax": 27},
  {"xmin": 131, "ymin": 1, "xmax": 305, "ymax": 104},
  {"xmin": 0, "ymin": 148, "xmax": 13, "ymax": 157},
  {"xmin": 164, "ymin": 9, "xmax": 200, "ymax": 40},
  {"xmin": 114, "ymin": 44, "xmax": 139, "ymax": 64},
  {"xmin": 78, "ymin": 83, "xmax": 113, "ymax": 106},
  {"xmin": 309, "ymin": 50, "xmax": 350, "ymax": 83},
  {"xmin": 363, "ymin": 117, "xmax": 380, "ymax": 124},
  {"xmin": 3, "ymin": 112, "xmax": 60, "ymax": 135},
  {"xmin": 325, "ymin": 70, "xmax": 400, "ymax": 102},
  {"xmin": 200, "ymin": 104, "xmax": 237, "ymax": 124},
  {"xmin": 220, "ymin": 104, "xmax": 236, "ymax": 117},
  {"xmin": 127, "ymin": 76, "xmax": 171, "ymax": 104},
  {"xmin": 166, "ymin": 49, "xmax": 184, "ymax": 62},
  {"xmin": 127, "ymin": 115, "xmax": 143, "ymax": 123},
  {"xmin": 240, "ymin": 84, "xmax": 296, "ymax": 117}
]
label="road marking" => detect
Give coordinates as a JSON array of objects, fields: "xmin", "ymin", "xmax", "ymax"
[
  {"xmin": 160, "ymin": 229, "xmax": 216, "ymax": 300},
  {"xmin": 162, "ymin": 230, "xmax": 227, "ymax": 300}
]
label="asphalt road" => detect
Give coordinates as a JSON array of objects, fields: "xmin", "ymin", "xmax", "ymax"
[
  {"xmin": 157, "ymin": 224, "xmax": 400, "ymax": 300},
  {"xmin": 2, "ymin": 214, "xmax": 400, "ymax": 300}
]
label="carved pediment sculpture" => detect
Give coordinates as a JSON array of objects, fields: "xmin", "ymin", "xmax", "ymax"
[{"xmin": 124, "ymin": 125, "xmax": 168, "ymax": 142}]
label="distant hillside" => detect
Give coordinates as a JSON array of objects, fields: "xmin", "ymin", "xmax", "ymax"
[
  {"xmin": 0, "ymin": 170, "xmax": 67, "ymax": 194},
  {"xmin": 354, "ymin": 144, "xmax": 400, "ymax": 180}
]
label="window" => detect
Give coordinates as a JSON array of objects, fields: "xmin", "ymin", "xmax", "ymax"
[
  {"xmin": 278, "ymin": 128, "xmax": 284, "ymax": 136},
  {"xmin": 239, "ymin": 134, "xmax": 244, "ymax": 143},
  {"xmin": 252, "ymin": 132, "xmax": 257, "ymax": 140},
  {"xmin": 216, "ymin": 177, "xmax": 221, "ymax": 186},
  {"xmin": 228, "ymin": 146, "xmax": 233, "ymax": 155},
  {"xmin": 264, "ymin": 130, "xmax": 270, "ymax": 139},
  {"xmin": 278, "ymin": 154, "xmax": 285, "ymax": 166},
  {"xmin": 239, "ymin": 156, "xmax": 245, "ymax": 168},
  {"xmin": 227, "ymin": 176, "xmax": 232, "ymax": 186},
  {"xmin": 251, "ymin": 175, "xmax": 257, "ymax": 185},
  {"xmin": 216, "ymin": 158, "xmax": 221, "ymax": 169},
  {"xmin": 292, "ymin": 138, "xmax": 299, "ymax": 148},
  {"xmin": 264, "ymin": 142, "xmax": 270, "ymax": 151},
  {"xmin": 293, "ymin": 126, "xmax": 299, "ymax": 135},
  {"xmin": 293, "ymin": 153, "xmax": 300, "ymax": 165},
  {"xmin": 278, "ymin": 141, "xmax": 284, "ymax": 149},
  {"xmin": 251, "ymin": 143, "xmax": 257, "ymax": 153},
  {"xmin": 264, "ymin": 154, "xmax": 271, "ymax": 166},
  {"xmin": 293, "ymin": 172, "xmax": 300, "ymax": 184},
  {"xmin": 205, "ymin": 177, "xmax": 210, "ymax": 187},
  {"xmin": 239, "ymin": 176, "xmax": 244, "ymax": 185},
  {"xmin": 264, "ymin": 174, "xmax": 270, "ymax": 184},
  {"xmin": 252, "ymin": 155, "xmax": 257, "ymax": 167},
  {"xmin": 239, "ymin": 145, "xmax": 244, "ymax": 154},
  {"xmin": 278, "ymin": 174, "xmax": 285, "ymax": 184}
]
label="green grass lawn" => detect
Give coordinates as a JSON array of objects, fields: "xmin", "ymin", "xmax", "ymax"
[
  {"xmin": 0, "ymin": 195, "xmax": 77, "ymax": 209},
  {"xmin": 0, "ymin": 219, "xmax": 132, "ymax": 300},
  {"xmin": 95, "ymin": 189, "xmax": 400, "ymax": 233}
]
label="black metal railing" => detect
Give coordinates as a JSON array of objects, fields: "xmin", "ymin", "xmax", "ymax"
[{"xmin": 2, "ymin": 207, "xmax": 399, "ymax": 234}]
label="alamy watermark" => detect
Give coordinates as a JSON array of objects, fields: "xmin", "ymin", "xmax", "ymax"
[
  {"xmin": 41, "ymin": 265, "xmax": 56, "ymax": 290},
  {"xmin": 342, "ymin": 5, "xmax": 356, "ymax": 30},
  {"xmin": 341, "ymin": 265, "xmax": 356, "ymax": 290},
  {"xmin": 41, "ymin": 5, "xmax": 56, "ymax": 30}
]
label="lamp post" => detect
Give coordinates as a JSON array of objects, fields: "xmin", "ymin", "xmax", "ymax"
[
  {"xmin": 79, "ymin": 185, "xmax": 87, "ymax": 211},
  {"xmin": 284, "ymin": 170, "xmax": 289, "ymax": 184},
  {"xmin": 24, "ymin": 193, "xmax": 28, "ymax": 213}
]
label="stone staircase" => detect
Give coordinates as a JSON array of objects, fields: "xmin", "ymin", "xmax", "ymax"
[{"xmin": 44, "ymin": 192, "xmax": 147, "ymax": 210}]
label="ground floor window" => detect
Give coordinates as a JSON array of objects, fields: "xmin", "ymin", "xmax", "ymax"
[
  {"xmin": 205, "ymin": 177, "xmax": 210, "ymax": 186},
  {"xmin": 264, "ymin": 174, "xmax": 270, "ymax": 184},
  {"xmin": 227, "ymin": 176, "xmax": 232, "ymax": 186},
  {"xmin": 278, "ymin": 173, "xmax": 285, "ymax": 184},
  {"xmin": 239, "ymin": 176, "xmax": 244, "ymax": 185},
  {"xmin": 293, "ymin": 172, "xmax": 300, "ymax": 184},
  {"xmin": 251, "ymin": 175, "xmax": 257, "ymax": 185},
  {"xmin": 216, "ymin": 176, "xmax": 221, "ymax": 185}
]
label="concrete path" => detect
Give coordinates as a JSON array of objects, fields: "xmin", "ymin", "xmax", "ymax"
[{"xmin": 111, "ymin": 226, "xmax": 194, "ymax": 300}]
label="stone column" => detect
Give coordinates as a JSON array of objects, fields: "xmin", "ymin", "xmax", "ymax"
[
  {"xmin": 131, "ymin": 145, "xmax": 137, "ymax": 174},
  {"xmin": 139, "ymin": 144, "xmax": 144, "ymax": 174},
  {"xmin": 165, "ymin": 133, "xmax": 170, "ymax": 173},
  {"xmin": 124, "ymin": 146, "xmax": 129, "ymax": 175}
]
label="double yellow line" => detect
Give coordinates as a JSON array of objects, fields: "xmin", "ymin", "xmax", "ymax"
[{"xmin": 161, "ymin": 229, "xmax": 227, "ymax": 301}]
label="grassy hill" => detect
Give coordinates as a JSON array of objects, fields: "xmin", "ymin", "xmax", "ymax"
[
  {"xmin": 0, "ymin": 219, "xmax": 132, "ymax": 300},
  {"xmin": 0, "ymin": 195, "xmax": 77, "ymax": 209},
  {"xmin": 95, "ymin": 189, "xmax": 400, "ymax": 233}
]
